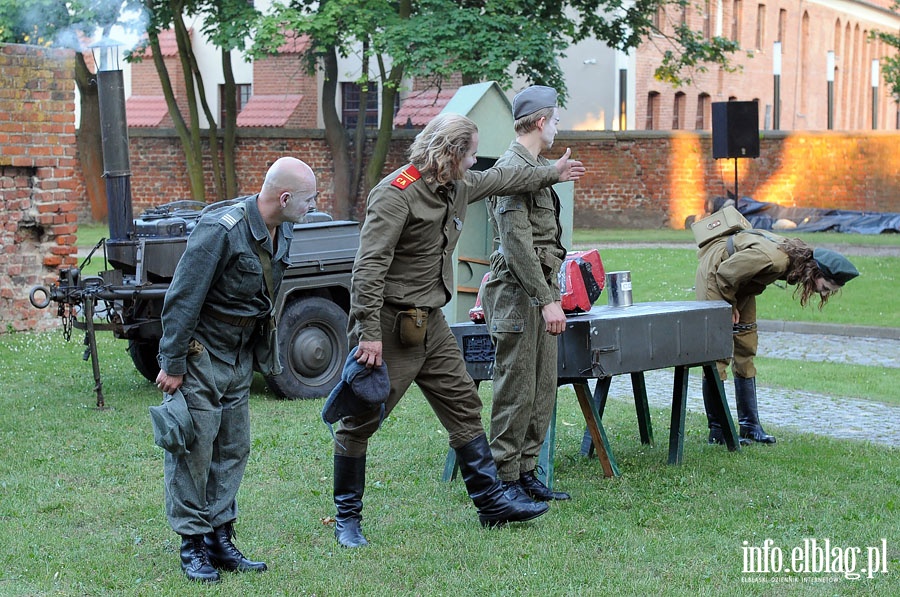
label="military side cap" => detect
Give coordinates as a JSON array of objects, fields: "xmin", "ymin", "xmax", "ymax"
[
  {"xmin": 512, "ymin": 85, "xmax": 558, "ymax": 119},
  {"xmin": 813, "ymin": 248, "xmax": 859, "ymax": 285},
  {"xmin": 322, "ymin": 352, "xmax": 390, "ymax": 425},
  {"xmin": 149, "ymin": 389, "xmax": 195, "ymax": 455}
]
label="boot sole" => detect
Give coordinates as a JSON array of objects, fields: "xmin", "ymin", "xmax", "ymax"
[{"xmin": 479, "ymin": 504, "xmax": 550, "ymax": 528}]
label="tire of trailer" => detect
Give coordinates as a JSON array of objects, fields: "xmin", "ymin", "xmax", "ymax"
[
  {"xmin": 129, "ymin": 338, "xmax": 161, "ymax": 382},
  {"xmin": 265, "ymin": 295, "xmax": 349, "ymax": 399}
]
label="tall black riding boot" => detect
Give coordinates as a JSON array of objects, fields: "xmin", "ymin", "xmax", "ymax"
[
  {"xmin": 204, "ymin": 521, "xmax": 267, "ymax": 572},
  {"xmin": 734, "ymin": 375, "xmax": 776, "ymax": 444},
  {"xmin": 334, "ymin": 454, "xmax": 369, "ymax": 547},
  {"xmin": 454, "ymin": 434, "xmax": 549, "ymax": 528},
  {"xmin": 179, "ymin": 534, "xmax": 220, "ymax": 583}
]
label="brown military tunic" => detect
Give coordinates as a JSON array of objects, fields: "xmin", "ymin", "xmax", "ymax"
[
  {"xmin": 695, "ymin": 231, "xmax": 790, "ymax": 379},
  {"xmin": 336, "ymin": 162, "xmax": 560, "ymax": 457}
]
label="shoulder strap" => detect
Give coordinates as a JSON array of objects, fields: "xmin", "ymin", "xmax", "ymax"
[{"xmin": 727, "ymin": 229, "xmax": 783, "ymax": 256}]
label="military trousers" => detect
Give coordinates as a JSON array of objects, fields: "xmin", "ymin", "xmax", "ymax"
[
  {"xmin": 336, "ymin": 305, "xmax": 485, "ymax": 457},
  {"xmin": 164, "ymin": 342, "xmax": 253, "ymax": 536},
  {"xmin": 695, "ymin": 276, "xmax": 759, "ymax": 380},
  {"xmin": 482, "ymin": 275, "xmax": 558, "ymax": 482}
]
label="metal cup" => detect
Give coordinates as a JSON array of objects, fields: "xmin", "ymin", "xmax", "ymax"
[{"xmin": 606, "ymin": 271, "xmax": 633, "ymax": 307}]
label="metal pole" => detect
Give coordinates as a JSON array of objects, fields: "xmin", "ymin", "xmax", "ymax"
[
  {"xmin": 618, "ymin": 68, "xmax": 627, "ymax": 131},
  {"xmin": 773, "ymin": 76, "xmax": 781, "ymax": 130},
  {"xmin": 827, "ymin": 51, "xmax": 835, "ymax": 130},
  {"xmin": 872, "ymin": 59, "xmax": 880, "ymax": 130},
  {"xmin": 733, "ymin": 157, "xmax": 739, "ymax": 200},
  {"xmin": 772, "ymin": 42, "xmax": 782, "ymax": 130}
]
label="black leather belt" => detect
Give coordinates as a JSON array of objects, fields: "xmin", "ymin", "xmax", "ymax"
[{"xmin": 204, "ymin": 309, "xmax": 261, "ymax": 328}]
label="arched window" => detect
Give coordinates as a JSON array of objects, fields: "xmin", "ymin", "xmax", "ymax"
[
  {"xmin": 673, "ymin": 92, "xmax": 686, "ymax": 129},
  {"xmin": 696, "ymin": 93, "xmax": 711, "ymax": 129},
  {"xmin": 646, "ymin": 92, "xmax": 660, "ymax": 130}
]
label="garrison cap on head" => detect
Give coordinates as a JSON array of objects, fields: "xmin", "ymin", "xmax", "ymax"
[
  {"xmin": 813, "ymin": 248, "xmax": 859, "ymax": 286},
  {"xmin": 322, "ymin": 351, "xmax": 390, "ymax": 429},
  {"xmin": 512, "ymin": 85, "xmax": 558, "ymax": 120},
  {"xmin": 149, "ymin": 389, "xmax": 195, "ymax": 455}
]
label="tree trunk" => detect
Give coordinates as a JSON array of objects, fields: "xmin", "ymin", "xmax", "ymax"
[
  {"xmin": 221, "ymin": 49, "xmax": 238, "ymax": 200},
  {"xmin": 322, "ymin": 47, "xmax": 353, "ymax": 220},
  {"xmin": 73, "ymin": 53, "xmax": 106, "ymax": 222}
]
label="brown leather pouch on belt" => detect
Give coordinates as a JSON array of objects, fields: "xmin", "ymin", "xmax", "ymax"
[{"xmin": 397, "ymin": 307, "xmax": 428, "ymax": 347}]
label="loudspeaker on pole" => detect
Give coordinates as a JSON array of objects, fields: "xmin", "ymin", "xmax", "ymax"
[{"xmin": 712, "ymin": 101, "xmax": 760, "ymax": 159}]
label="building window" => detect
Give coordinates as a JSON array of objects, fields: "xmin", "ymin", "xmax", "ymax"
[
  {"xmin": 673, "ymin": 92, "xmax": 686, "ymax": 129},
  {"xmin": 219, "ymin": 83, "xmax": 251, "ymax": 124},
  {"xmin": 732, "ymin": 0, "xmax": 743, "ymax": 43},
  {"xmin": 756, "ymin": 4, "xmax": 766, "ymax": 49},
  {"xmin": 777, "ymin": 9, "xmax": 787, "ymax": 43},
  {"xmin": 341, "ymin": 82, "xmax": 379, "ymax": 129},
  {"xmin": 696, "ymin": 93, "xmax": 710, "ymax": 129},
  {"xmin": 703, "ymin": 0, "xmax": 712, "ymax": 40},
  {"xmin": 646, "ymin": 92, "xmax": 660, "ymax": 130}
]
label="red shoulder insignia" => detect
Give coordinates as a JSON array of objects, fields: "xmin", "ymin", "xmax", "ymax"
[{"xmin": 391, "ymin": 165, "xmax": 421, "ymax": 190}]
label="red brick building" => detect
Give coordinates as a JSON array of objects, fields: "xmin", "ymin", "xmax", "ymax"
[{"xmin": 637, "ymin": 0, "xmax": 900, "ymax": 132}]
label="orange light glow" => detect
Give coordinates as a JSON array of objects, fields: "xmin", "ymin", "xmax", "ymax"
[{"xmin": 667, "ymin": 134, "xmax": 707, "ymax": 228}]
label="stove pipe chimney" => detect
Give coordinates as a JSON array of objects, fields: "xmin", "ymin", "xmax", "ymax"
[{"xmin": 91, "ymin": 40, "xmax": 134, "ymax": 241}]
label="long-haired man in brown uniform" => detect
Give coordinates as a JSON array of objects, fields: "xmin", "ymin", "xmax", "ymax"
[{"xmin": 329, "ymin": 112, "xmax": 585, "ymax": 547}]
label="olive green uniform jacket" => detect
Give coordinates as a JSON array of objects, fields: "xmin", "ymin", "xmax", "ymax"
[
  {"xmin": 481, "ymin": 142, "xmax": 566, "ymax": 481},
  {"xmin": 695, "ymin": 231, "xmax": 789, "ymax": 379},
  {"xmin": 336, "ymin": 162, "xmax": 561, "ymax": 457}
]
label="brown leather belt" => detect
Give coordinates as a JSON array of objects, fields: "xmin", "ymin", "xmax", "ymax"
[{"xmin": 204, "ymin": 309, "xmax": 261, "ymax": 328}]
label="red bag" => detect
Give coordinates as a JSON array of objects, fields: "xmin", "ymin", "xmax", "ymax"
[{"xmin": 559, "ymin": 249, "xmax": 605, "ymax": 313}]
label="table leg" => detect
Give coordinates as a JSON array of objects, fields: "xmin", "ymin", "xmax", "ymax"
[
  {"xmin": 631, "ymin": 372, "xmax": 654, "ymax": 445},
  {"xmin": 580, "ymin": 377, "xmax": 611, "ymax": 456},
  {"xmin": 702, "ymin": 364, "xmax": 741, "ymax": 451},
  {"xmin": 668, "ymin": 366, "xmax": 690, "ymax": 465},
  {"xmin": 573, "ymin": 381, "xmax": 620, "ymax": 478}
]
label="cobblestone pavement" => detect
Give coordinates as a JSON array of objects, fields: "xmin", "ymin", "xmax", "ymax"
[{"xmin": 599, "ymin": 330, "xmax": 900, "ymax": 447}]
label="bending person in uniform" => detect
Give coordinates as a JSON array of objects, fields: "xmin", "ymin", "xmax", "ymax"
[
  {"xmin": 482, "ymin": 86, "xmax": 571, "ymax": 502},
  {"xmin": 331, "ymin": 112, "xmax": 586, "ymax": 548},
  {"xmin": 696, "ymin": 231, "xmax": 859, "ymax": 445},
  {"xmin": 156, "ymin": 157, "xmax": 318, "ymax": 582}
]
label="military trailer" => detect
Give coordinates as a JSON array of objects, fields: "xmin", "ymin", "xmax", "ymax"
[{"xmin": 29, "ymin": 58, "xmax": 357, "ymax": 406}]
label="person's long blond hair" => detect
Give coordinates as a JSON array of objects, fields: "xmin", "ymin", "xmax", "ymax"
[{"xmin": 408, "ymin": 113, "xmax": 478, "ymax": 185}]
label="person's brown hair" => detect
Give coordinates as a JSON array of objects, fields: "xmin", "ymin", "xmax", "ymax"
[
  {"xmin": 781, "ymin": 238, "xmax": 835, "ymax": 309},
  {"xmin": 408, "ymin": 113, "xmax": 478, "ymax": 185}
]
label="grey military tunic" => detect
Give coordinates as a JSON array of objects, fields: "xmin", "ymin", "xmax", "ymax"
[
  {"xmin": 335, "ymin": 161, "xmax": 561, "ymax": 457},
  {"xmin": 157, "ymin": 196, "xmax": 292, "ymax": 535},
  {"xmin": 481, "ymin": 142, "xmax": 567, "ymax": 481}
]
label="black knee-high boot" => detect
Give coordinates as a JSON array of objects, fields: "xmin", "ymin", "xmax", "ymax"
[
  {"xmin": 454, "ymin": 434, "xmax": 549, "ymax": 528},
  {"xmin": 333, "ymin": 454, "xmax": 369, "ymax": 547},
  {"xmin": 734, "ymin": 375, "xmax": 776, "ymax": 444}
]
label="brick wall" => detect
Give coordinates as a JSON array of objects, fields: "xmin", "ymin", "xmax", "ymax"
[
  {"xmin": 120, "ymin": 128, "xmax": 900, "ymax": 229},
  {"xmin": 0, "ymin": 44, "xmax": 79, "ymax": 332}
]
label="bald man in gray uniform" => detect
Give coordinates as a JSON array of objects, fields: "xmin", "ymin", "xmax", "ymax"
[{"xmin": 156, "ymin": 157, "xmax": 318, "ymax": 582}]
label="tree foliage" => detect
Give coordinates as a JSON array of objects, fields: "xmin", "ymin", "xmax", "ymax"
[
  {"xmin": 871, "ymin": 2, "xmax": 900, "ymax": 103},
  {"xmin": 252, "ymin": 0, "xmax": 740, "ymax": 217}
]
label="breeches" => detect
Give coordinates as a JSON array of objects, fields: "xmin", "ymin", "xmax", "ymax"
[{"xmin": 335, "ymin": 305, "xmax": 485, "ymax": 457}]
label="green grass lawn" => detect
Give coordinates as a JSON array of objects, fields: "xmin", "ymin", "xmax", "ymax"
[{"xmin": 0, "ymin": 331, "xmax": 897, "ymax": 595}]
